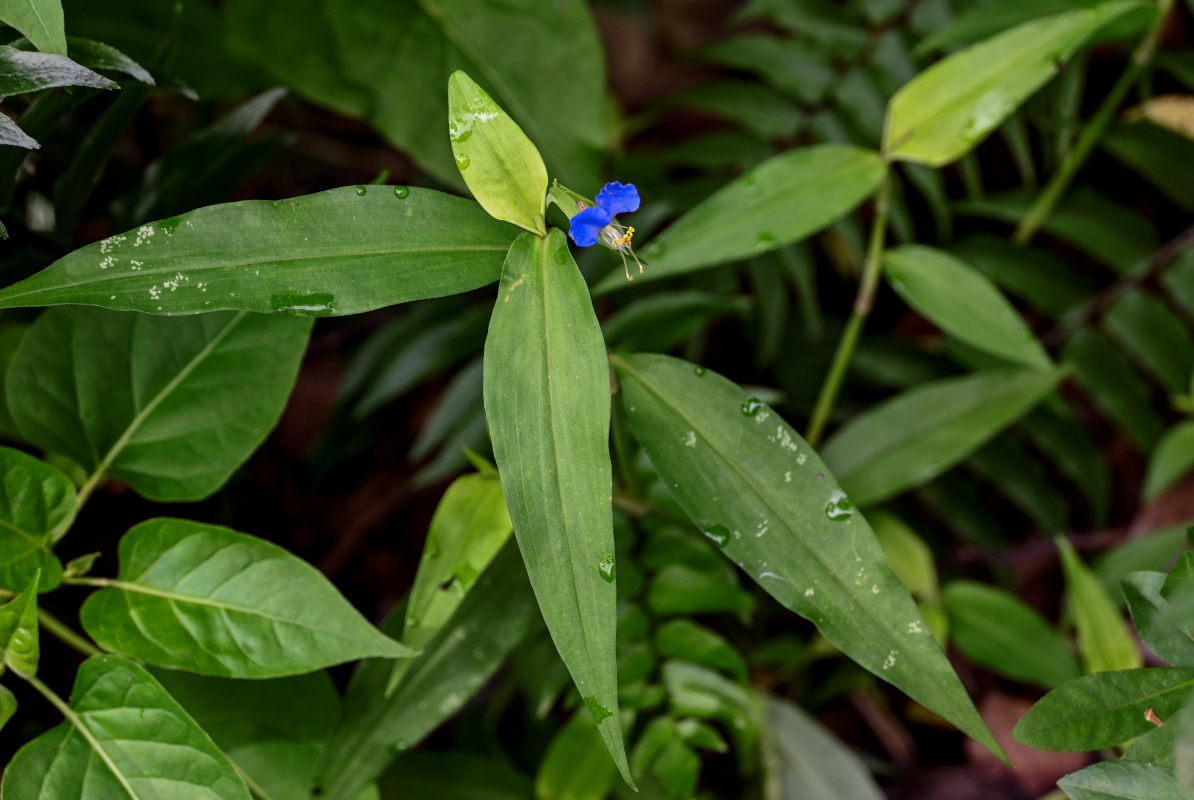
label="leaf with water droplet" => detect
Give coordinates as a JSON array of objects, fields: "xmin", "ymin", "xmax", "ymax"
[
  {"xmin": 393, "ymin": 185, "xmax": 409, "ymax": 199},
  {"xmin": 884, "ymin": 1, "xmax": 1143, "ymax": 166},
  {"xmin": 612, "ymin": 353, "xmax": 1006, "ymax": 763},
  {"xmin": 354, "ymin": 185, "xmax": 367, "ymax": 196},
  {"xmin": 741, "ymin": 397, "xmax": 764, "ymax": 417},
  {"xmin": 694, "ymin": 366, "xmax": 707, "ymax": 376},
  {"xmin": 824, "ymin": 490, "xmax": 855, "ymax": 521},
  {"xmin": 704, "ymin": 525, "xmax": 730, "ymax": 548},
  {"xmin": 598, "ymin": 555, "xmax": 616, "ymax": 583},
  {"xmin": 447, "ymin": 71, "xmax": 547, "ymax": 235}
]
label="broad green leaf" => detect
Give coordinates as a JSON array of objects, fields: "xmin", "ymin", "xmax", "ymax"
[
  {"xmin": 0, "ymin": 0, "xmax": 65, "ymax": 55},
  {"xmin": 2, "ymin": 654, "xmax": 250, "ymax": 799},
  {"xmin": 0, "ymin": 683, "xmax": 14, "ymax": 732},
  {"xmin": 1058, "ymin": 761, "xmax": 1184, "ymax": 800},
  {"xmin": 594, "ymin": 145, "xmax": 886, "ymax": 292},
  {"xmin": 661, "ymin": 661, "xmax": 760, "ymax": 757},
  {"xmin": 448, "ymin": 70, "xmax": 547, "ymax": 235},
  {"xmin": 614, "ymin": 354, "xmax": 1004, "ymax": 760},
  {"xmin": 1059, "ymin": 538, "xmax": 1142, "ymax": 673},
  {"xmin": 1063, "ymin": 329, "xmax": 1163, "ymax": 452},
  {"xmin": 647, "ymin": 563, "xmax": 756, "ymax": 618},
  {"xmin": 655, "ymin": 619, "xmax": 747, "ymax": 679},
  {"xmin": 0, "ymin": 44, "xmax": 116, "ymax": 94},
  {"xmin": 484, "ymin": 230, "xmax": 631, "ymax": 781},
  {"xmin": 0, "ymin": 446, "xmax": 72, "ymax": 592},
  {"xmin": 0, "ymin": 187, "xmax": 517, "ymax": 315},
  {"xmin": 1014, "ymin": 668, "xmax": 1194, "ymax": 750},
  {"xmin": 535, "ymin": 710, "xmax": 618, "ymax": 800},
  {"xmin": 821, "ymin": 368, "xmax": 1060, "ymax": 506},
  {"xmin": 1103, "ymin": 121, "xmax": 1194, "ymax": 211},
  {"xmin": 8, "ymin": 308, "xmax": 309, "ymax": 502},
  {"xmin": 763, "ymin": 694, "xmax": 884, "ymax": 800},
  {"xmin": 226, "ymin": 0, "xmax": 604, "ymax": 189},
  {"xmin": 63, "ymin": 36, "xmax": 154, "ymax": 83},
  {"xmin": 1123, "ymin": 571, "xmax": 1194, "ymax": 667},
  {"xmin": 154, "ymin": 670, "xmax": 340, "ymax": 800},
  {"xmin": 1144, "ymin": 422, "xmax": 1194, "ymax": 501},
  {"xmin": 80, "ymin": 518, "xmax": 411, "ymax": 677},
  {"xmin": 884, "ymin": 245, "xmax": 1051, "ymax": 368},
  {"xmin": 884, "ymin": 2, "xmax": 1139, "ymax": 165},
  {"xmin": 313, "ymin": 540, "xmax": 540, "ymax": 800},
  {"xmin": 943, "ymin": 580, "xmax": 1081, "ymax": 689},
  {"xmin": 0, "ymin": 570, "xmax": 39, "ymax": 677},
  {"xmin": 1103, "ymin": 290, "xmax": 1194, "ymax": 395}
]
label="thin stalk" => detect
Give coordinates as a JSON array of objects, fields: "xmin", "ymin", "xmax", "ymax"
[
  {"xmin": 74, "ymin": 470, "xmax": 103, "ymax": 513},
  {"xmin": 1014, "ymin": 0, "xmax": 1174, "ymax": 244},
  {"xmin": 38, "ymin": 608, "xmax": 101, "ymax": 658},
  {"xmin": 805, "ymin": 175, "xmax": 891, "ymax": 448}
]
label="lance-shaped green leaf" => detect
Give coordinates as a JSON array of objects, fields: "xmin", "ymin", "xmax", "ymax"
[
  {"xmin": 0, "ymin": 683, "xmax": 14, "ymax": 732},
  {"xmin": 594, "ymin": 145, "xmax": 886, "ymax": 293},
  {"xmin": 884, "ymin": 1, "xmax": 1141, "ymax": 166},
  {"xmin": 763, "ymin": 694, "xmax": 884, "ymax": 800},
  {"xmin": 0, "ymin": 113, "xmax": 38, "ymax": 149},
  {"xmin": 612, "ymin": 353, "xmax": 1004, "ymax": 760},
  {"xmin": 0, "ymin": 570, "xmax": 39, "ymax": 677},
  {"xmin": 484, "ymin": 230, "xmax": 632, "ymax": 782},
  {"xmin": 154, "ymin": 670, "xmax": 341, "ymax": 800},
  {"xmin": 884, "ymin": 245, "xmax": 1051, "ymax": 369},
  {"xmin": 0, "ymin": 446, "xmax": 73, "ymax": 592},
  {"xmin": 1144, "ymin": 422, "xmax": 1194, "ymax": 501},
  {"xmin": 313, "ymin": 540, "xmax": 540, "ymax": 800},
  {"xmin": 821, "ymin": 368, "xmax": 1060, "ymax": 506},
  {"xmin": 8, "ymin": 307, "xmax": 309, "ymax": 502},
  {"xmin": 1058, "ymin": 537, "xmax": 1142, "ymax": 674},
  {"xmin": 1058, "ymin": 760, "xmax": 1184, "ymax": 800},
  {"xmin": 0, "ymin": 186, "xmax": 517, "ymax": 315},
  {"xmin": 0, "ymin": 0, "xmax": 66, "ymax": 55},
  {"xmin": 0, "ymin": 44, "xmax": 116, "ymax": 94},
  {"xmin": 79, "ymin": 518, "xmax": 412, "ymax": 678},
  {"xmin": 448, "ymin": 71, "xmax": 547, "ymax": 236},
  {"xmin": 1014, "ymin": 668, "xmax": 1194, "ymax": 750},
  {"xmin": 1, "ymin": 655, "xmax": 250, "ymax": 800},
  {"xmin": 943, "ymin": 580, "xmax": 1081, "ymax": 689}
]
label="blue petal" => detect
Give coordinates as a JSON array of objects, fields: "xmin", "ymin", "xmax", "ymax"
[
  {"xmin": 568, "ymin": 205, "xmax": 612, "ymax": 247},
  {"xmin": 596, "ymin": 182, "xmax": 640, "ymax": 216}
]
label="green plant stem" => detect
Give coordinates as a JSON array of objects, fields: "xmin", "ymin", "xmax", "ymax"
[
  {"xmin": 1013, "ymin": 0, "xmax": 1173, "ymax": 245},
  {"xmin": 74, "ymin": 471, "xmax": 104, "ymax": 513},
  {"xmin": 38, "ymin": 608, "xmax": 101, "ymax": 658},
  {"xmin": 805, "ymin": 174, "xmax": 891, "ymax": 448}
]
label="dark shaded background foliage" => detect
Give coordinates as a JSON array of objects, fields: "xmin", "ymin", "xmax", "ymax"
[{"xmin": 3, "ymin": 1, "xmax": 1194, "ymax": 797}]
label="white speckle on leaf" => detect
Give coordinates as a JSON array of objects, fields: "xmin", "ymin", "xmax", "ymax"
[
  {"xmin": 883, "ymin": 651, "xmax": 897, "ymax": 670},
  {"xmin": 804, "ymin": 587, "xmax": 815, "ymax": 597},
  {"xmin": 784, "ymin": 471, "xmax": 792, "ymax": 483},
  {"xmin": 907, "ymin": 621, "xmax": 923, "ymax": 634},
  {"xmin": 871, "ymin": 585, "xmax": 880, "ymax": 594},
  {"xmin": 683, "ymin": 430, "xmax": 697, "ymax": 447},
  {"xmin": 99, "ymin": 256, "xmax": 115, "ymax": 269},
  {"xmin": 797, "ymin": 453, "xmax": 807, "ymax": 465},
  {"xmin": 754, "ymin": 409, "xmax": 771, "ymax": 424},
  {"xmin": 134, "ymin": 225, "xmax": 155, "ymax": 246}
]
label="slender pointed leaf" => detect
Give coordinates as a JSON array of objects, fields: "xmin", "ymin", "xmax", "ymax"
[
  {"xmin": 821, "ymin": 368, "xmax": 1060, "ymax": 506},
  {"xmin": 79, "ymin": 518, "xmax": 412, "ymax": 678},
  {"xmin": 1124, "ymin": 571, "xmax": 1194, "ymax": 667},
  {"xmin": 1144, "ymin": 422, "xmax": 1194, "ymax": 501},
  {"xmin": 1059, "ymin": 761, "xmax": 1184, "ymax": 800},
  {"xmin": 763, "ymin": 694, "xmax": 884, "ymax": 800},
  {"xmin": 314, "ymin": 540, "xmax": 540, "ymax": 800},
  {"xmin": 2, "ymin": 655, "xmax": 250, "ymax": 799},
  {"xmin": 8, "ymin": 307, "xmax": 310, "ymax": 502},
  {"xmin": 595, "ymin": 145, "xmax": 886, "ymax": 292},
  {"xmin": 0, "ymin": 446, "xmax": 71, "ymax": 592},
  {"xmin": 884, "ymin": 245, "xmax": 1051, "ymax": 368},
  {"xmin": 0, "ymin": 570, "xmax": 39, "ymax": 677},
  {"xmin": 884, "ymin": 2, "xmax": 1140, "ymax": 165},
  {"xmin": 484, "ymin": 230, "xmax": 632, "ymax": 782},
  {"xmin": 0, "ymin": 114, "xmax": 38, "ymax": 150},
  {"xmin": 1059, "ymin": 537, "xmax": 1143, "ymax": 673},
  {"xmin": 0, "ymin": 45, "xmax": 116, "ymax": 94},
  {"xmin": 0, "ymin": 187, "xmax": 518, "ymax": 315},
  {"xmin": 0, "ymin": 0, "xmax": 66, "ymax": 55},
  {"xmin": 613, "ymin": 353, "xmax": 1003, "ymax": 760},
  {"xmin": 0, "ymin": 684, "xmax": 14, "ymax": 732}
]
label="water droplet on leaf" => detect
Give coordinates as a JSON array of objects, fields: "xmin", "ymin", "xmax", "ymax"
[
  {"xmin": 455, "ymin": 153, "xmax": 471, "ymax": 170},
  {"xmin": 598, "ymin": 555, "xmax": 616, "ymax": 583},
  {"xmin": 269, "ymin": 292, "xmax": 337, "ymax": 317},
  {"xmin": 694, "ymin": 366, "xmax": 707, "ymax": 376},
  {"xmin": 756, "ymin": 232, "xmax": 777, "ymax": 252},
  {"xmin": 741, "ymin": 397, "xmax": 764, "ymax": 417},
  {"xmin": 393, "ymin": 186, "xmax": 409, "ymax": 199},
  {"xmin": 704, "ymin": 524, "xmax": 730, "ymax": 548},
  {"xmin": 584, "ymin": 696, "xmax": 612, "ymax": 723},
  {"xmin": 824, "ymin": 490, "xmax": 854, "ymax": 521},
  {"xmin": 354, "ymin": 185, "xmax": 367, "ymax": 196}
]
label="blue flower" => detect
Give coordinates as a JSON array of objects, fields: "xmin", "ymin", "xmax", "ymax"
[{"xmin": 568, "ymin": 181, "xmax": 645, "ymax": 281}]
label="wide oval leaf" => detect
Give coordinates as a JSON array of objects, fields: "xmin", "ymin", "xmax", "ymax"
[
  {"xmin": 8, "ymin": 307, "xmax": 309, "ymax": 502},
  {"xmin": 1058, "ymin": 761, "xmax": 1184, "ymax": 800},
  {"xmin": 79, "ymin": 518, "xmax": 412, "ymax": 678},
  {"xmin": 884, "ymin": 1, "xmax": 1141, "ymax": 166},
  {"xmin": 821, "ymin": 368, "xmax": 1060, "ymax": 506},
  {"xmin": 484, "ymin": 230, "xmax": 632, "ymax": 783},
  {"xmin": 612, "ymin": 353, "xmax": 1003, "ymax": 761},
  {"xmin": 448, "ymin": 70, "xmax": 547, "ymax": 235},
  {"xmin": 594, "ymin": 145, "xmax": 886, "ymax": 292},
  {"xmin": 884, "ymin": 245, "xmax": 1051, "ymax": 369},
  {"xmin": 1, "ymin": 655, "xmax": 250, "ymax": 800},
  {"xmin": 0, "ymin": 446, "xmax": 72, "ymax": 592},
  {"xmin": 0, "ymin": 186, "xmax": 517, "ymax": 315},
  {"xmin": 1014, "ymin": 668, "xmax": 1194, "ymax": 751}
]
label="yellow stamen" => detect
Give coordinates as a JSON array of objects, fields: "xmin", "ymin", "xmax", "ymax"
[{"xmin": 612, "ymin": 226, "xmax": 635, "ymax": 248}]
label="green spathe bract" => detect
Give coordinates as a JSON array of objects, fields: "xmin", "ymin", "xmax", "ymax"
[
  {"xmin": 79, "ymin": 518, "xmax": 413, "ymax": 678},
  {"xmin": 448, "ymin": 70, "xmax": 548, "ymax": 236},
  {"xmin": 484, "ymin": 230, "xmax": 633, "ymax": 784},
  {"xmin": 0, "ymin": 186, "xmax": 517, "ymax": 315},
  {"xmin": 612, "ymin": 353, "xmax": 1005, "ymax": 762}
]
